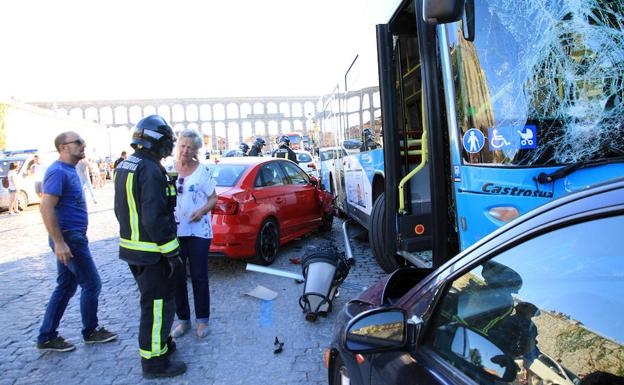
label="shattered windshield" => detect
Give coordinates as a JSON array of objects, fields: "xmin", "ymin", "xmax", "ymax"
[{"xmin": 448, "ymin": 0, "xmax": 624, "ymax": 166}]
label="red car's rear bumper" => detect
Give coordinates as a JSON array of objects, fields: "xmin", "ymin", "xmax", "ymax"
[{"xmin": 210, "ymin": 216, "xmax": 257, "ymax": 259}]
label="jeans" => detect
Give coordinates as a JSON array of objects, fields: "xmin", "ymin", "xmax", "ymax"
[
  {"xmin": 174, "ymin": 236, "xmax": 211, "ymax": 323},
  {"xmin": 38, "ymin": 230, "xmax": 102, "ymax": 343}
]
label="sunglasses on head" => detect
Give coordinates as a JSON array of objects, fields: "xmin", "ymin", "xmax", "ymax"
[
  {"xmin": 177, "ymin": 177, "xmax": 184, "ymax": 194},
  {"xmin": 63, "ymin": 138, "xmax": 86, "ymax": 146}
]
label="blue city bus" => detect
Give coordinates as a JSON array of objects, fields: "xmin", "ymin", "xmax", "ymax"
[{"xmin": 319, "ymin": 0, "xmax": 624, "ymax": 273}]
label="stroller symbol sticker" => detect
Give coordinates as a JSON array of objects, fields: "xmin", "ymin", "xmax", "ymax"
[{"xmin": 517, "ymin": 125, "xmax": 537, "ymax": 149}]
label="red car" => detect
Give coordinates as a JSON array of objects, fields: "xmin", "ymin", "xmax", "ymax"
[{"xmin": 207, "ymin": 157, "xmax": 334, "ymax": 265}]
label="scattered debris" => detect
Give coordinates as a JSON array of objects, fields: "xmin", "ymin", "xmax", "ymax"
[
  {"xmin": 273, "ymin": 337, "xmax": 284, "ymax": 354},
  {"xmin": 245, "ymin": 285, "xmax": 278, "ymax": 301}
]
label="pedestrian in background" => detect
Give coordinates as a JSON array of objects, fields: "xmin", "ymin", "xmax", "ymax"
[
  {"xmin": 7, "ymin": 162, "xmax": 20, "ymax": 215},
  {"xmin": 113, "ymin": 151, "xmax": 127, "ymax": 170},
  {"xmin": 36, "ymin": 131, "xmax": 117, "ymax": 352},
  {"xmin": 76, "ymin": 158, "xmax": 97, "ymax": 204},
  {"xmin": 29, "ymin": 154, "xmax": 46, "ymax": 199},
  {"xmin": 114, "ymin": 115, "xmax": 186, "ymax": 379},
  {"xmin": 169, "ymin": 128, "xmax": 218, "ymax": 339},
  {"xmin": 89, "ymin": 159, "xmax": 102, "ymax": 188}
]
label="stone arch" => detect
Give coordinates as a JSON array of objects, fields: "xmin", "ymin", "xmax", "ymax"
[
  {"xmin": 226, "ymin": 103, "xmax": 239, "ymax": 120},
  {"xmin": 254, "ymin": 121, "xmax": 266, "ymax": 137},
  {"xmin": 240, "ymin": 103, "xmax": 252, "ymax": 118},
  {"xmin": 213, "ymin": 104, "xmax": 225, "ymax": 121},
  {"xmin": 200, "ymin": 104, "xmax": 212, "ymax": 120},
  {"xmin": 143, "ymin": 105, "xmax": 157, "ymax": 117},
  {"xmin": 157, "ymin": 105, "xmax": 171, "ymax": 122},
  {"xmin": 227, "ymin": 122, "xmax": 239, "ymax": 148},
  {"xmin": 85, "ymin": 107, "xmax": 99, "ymax": 123},
  {"xmin": 241, "ymin": 122, "xmax": 253, "ymax": 142},
  {"xmin": 171, "ymin": 104, "xmax": 185, "ymax": 122},
  {"xmin": 253, "ymin": 102, "xmax": 265, "ymax": 114},
  {"xmin": 293, "ymin": 120, "xmax": 304, "ymax": 131},
  {"xmin": 268, "ymin": 121, "xmax": 279, "ymax": 136},
  {"xmin": 266, "ymin": 102, "xmax": 278, "ymax": 114},
  {"xmin": 279, "ymin": 102, "xmax": 291, "ymax": 118},
  {"xmin": 114, "ymin": 106, "xmax": 129, "ymax": 125},
  {"xmin": 129, "ymin": 106, "xmax": 143, "ymax": 124},
  {"xmin": 185, "ymin": 104, "xmax": 199, "ymax": 122},
  {"xmin": 362, "ymin": 93, "xmax": 370, "ymax": 109},
  {"xmin": 303, "ymin": 102, "xmax": 316, "ymax": 117},
  {"xmin": 291, "ymin": 102, "xmax": 303, "ymax": 117},
  {"xmin": 69, "ymin": 108, "xmax": 84, "ymax": 121},
  {"xmin": 215, "ymin": 122, "xmax": 227, "ymax": 150},
  {"xmin": 100, "ymin": 107, "xmax": 113, "ymax": 125},
  {"xmin": 280, "ymin": 120, "xmax": 291, "ymax": 133}
]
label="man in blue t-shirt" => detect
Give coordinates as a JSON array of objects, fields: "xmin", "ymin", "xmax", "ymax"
[{"xmin": 36, "ymin": 131, "xmax": 117, "ymax": 352}]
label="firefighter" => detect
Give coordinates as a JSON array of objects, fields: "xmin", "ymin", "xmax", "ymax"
[
  {"xmin": 114, "ymin": 114, "xmax": 186, "ymax": 379},
  {"xmin": 271, "ymin": 135, "xmax": 298, "ymax": 163},
  {"xmin": 248, "ymin": 137, "xmax": 266, "ymax": 156},
  {"xmin": 239, "ymin": 142, "xmax": 250, "ymax": 156}
]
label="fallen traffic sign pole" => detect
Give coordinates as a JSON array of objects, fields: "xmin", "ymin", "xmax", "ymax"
[{"xmin": 246, "ymin": 263, "xmax": 304, "ymax": 281}]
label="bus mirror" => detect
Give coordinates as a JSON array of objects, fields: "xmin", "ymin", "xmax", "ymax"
[
  {"xmin": 423, "ymin": 0, "xmax": 464, "ymax": 24},
  {"xmin": 462, "ymin": 0, "xmax": 475, "ymax": 41}
]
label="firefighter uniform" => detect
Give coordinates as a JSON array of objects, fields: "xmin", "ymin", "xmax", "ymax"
[
  {"xmin": 272, "ymin": 146, "xmax": 298, "ymax": 163},
  {"xmin": 114, "ymin": 150, "xmax": 179, "ymax": 362}
]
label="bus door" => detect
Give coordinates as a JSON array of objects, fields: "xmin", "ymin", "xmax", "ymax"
[{"xmin": 374, "ymin": 0, "xmax": 455, "ymax": 273}]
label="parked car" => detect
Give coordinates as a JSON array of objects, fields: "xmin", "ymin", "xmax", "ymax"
[
  {"xmin": 294, "ymin": 150, "xmax": 319, "ymax": 179},
  {"xmin": 222, "ymin": 148, "xmax": 246, "ymax": 157},
  {"xmin": 0, "ymin": 152, "xmax": 43, "ymax": 210},
  {"xmin": 207, "ymin": 157, "xmax": 334, "ymax": 265},
  {"xmin": 326, "ymin": 177, "xmax": 624, "ymax": 385},
  {"xmin": 319, "ymin": 146, "xmax": 348, "ymax": 195}
]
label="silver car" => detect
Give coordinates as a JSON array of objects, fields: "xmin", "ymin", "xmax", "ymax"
[{"xmin": 0, "ymin": 154, "xmax": 42, "ymax": 210}]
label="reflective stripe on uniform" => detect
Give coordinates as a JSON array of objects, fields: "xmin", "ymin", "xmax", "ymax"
[
  {"xmin": 126, "ymin": 173, "xmax": 140, "ymax": 241},
  {"xmin": 166, "ymin": 185, "xmax": 176, "ymax": 196},
  {"xmin": 139, "ymin": 299, "xmax": 168, "ymax": 359},
  {"xmin": 119, "ymin": 237, "xmax": 180, "ymax": 254},
  {"xmin": 158, "ymin": 238, "xmax": 179, "ymax": 254}
]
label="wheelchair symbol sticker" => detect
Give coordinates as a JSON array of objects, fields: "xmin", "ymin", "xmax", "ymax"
[{"xmin": 463, "ymin": 129, "xmax": 485, "ymax": 154}]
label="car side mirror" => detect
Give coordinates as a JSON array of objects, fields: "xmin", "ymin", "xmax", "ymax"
[
  {"xmin": 309, "ymin": 176, "xmax": 319, "ymax": 186},
  {"xmin": 344, "ymin": 308, "xmax": 416, "ymax": 354}
]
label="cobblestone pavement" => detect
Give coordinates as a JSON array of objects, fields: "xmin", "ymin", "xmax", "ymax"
[{"xmin": 0, "ymin": 182, "xmax": 386, "ymax": 385}]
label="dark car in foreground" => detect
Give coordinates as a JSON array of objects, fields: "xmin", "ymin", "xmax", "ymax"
[
  {"xmin": 326, "ymin": 178, "xmax": 624, "ymax": 385},
  {"xmin": 207, "ymin": 157, "xmax": 334, "ymax": 265}
]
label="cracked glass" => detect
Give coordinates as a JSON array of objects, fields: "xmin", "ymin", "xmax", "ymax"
[{"xmin": 447, "ymin": 0, "xmax": 624, "ymax": 166}]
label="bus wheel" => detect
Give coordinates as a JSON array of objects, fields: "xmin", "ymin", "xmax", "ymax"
[{"xmin": 370, "ymin": 193, "xmax": 401, "ymax": 273}]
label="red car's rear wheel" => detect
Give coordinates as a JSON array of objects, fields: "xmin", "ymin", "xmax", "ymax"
[{"xmin": 254, "ymin": 218, "xmax": 279, "ymax": 265}]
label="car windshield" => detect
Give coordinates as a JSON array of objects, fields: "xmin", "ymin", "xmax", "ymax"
[
  {"xmin": 448, "ymin": 0, "xmax": 624, "ymax": 167},
  {"xmin": 288, "ymin": 135, "xmax": 301, "ymax": 144},
  {"xmin": 297, "ymin": 152, "xmax": 312, "ymax": 162},
  {"xmin": 0, "ymin": 159, "xmax": 25, "ymax": 177},
  {"xmin": 207, "ymin": 164, "xmax": 247, "ymax": 186},
  {"xmin": 320, "ymin": 151, "xmax": 334, "ymax": 161}
]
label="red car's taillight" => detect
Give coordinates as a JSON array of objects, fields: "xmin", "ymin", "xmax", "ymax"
[{"xmin": 213, "ymin": 200, "xmax": 239, "ymax": 215}]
